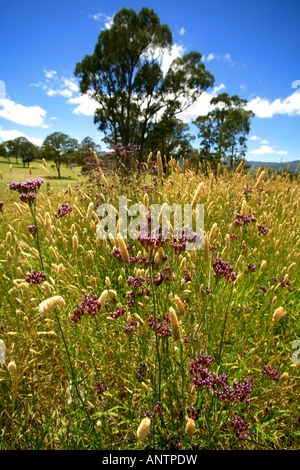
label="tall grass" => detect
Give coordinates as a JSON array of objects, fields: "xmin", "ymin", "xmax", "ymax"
[{"xmin": 0, "ymin": 152, "xmax": 299, "ymax": 450}]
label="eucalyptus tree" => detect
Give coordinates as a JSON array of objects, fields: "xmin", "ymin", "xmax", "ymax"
[
  {"xmin": 42, "ymin": 132, "xmax": 78, "ymax": 178},
  {"xmin": 75, "ymin": 7, "xmax": 214, "ymax": 160},
  {"xmin": 194, "ymin": 92, "xmax": 254, "ymax": 168}
]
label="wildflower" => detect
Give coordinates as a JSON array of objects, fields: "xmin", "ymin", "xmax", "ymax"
[
  {"xmin": 0, "ymin": 201, "xmax": 4, "ymax": 212},
  {"xmin": 7, "ymin": 178, "xmax": 44, "ymax": 194},
  {"xmin": 19, "ymin": 192, "xmax": 37, "ymax": 206},
  {"xmin": 71, "ymin": 294, "xmax": 102, "ymax": 323},
  {"xmin": 27, "ymin": 224, "xmax": 38, "ymax": 235},
  {"xmin": 230, "ymin": 416, "xmax": 250, "ymax": 439},
  {"xmin": 261, "ymin": 285, "xmax": 268, "ymax": 293},
  {"xmin": 213, "ymin": 257, "xmax": 236, "ymax": 282},
  {"xmin": 55, "ymin": 203, "xmax": 73, "ymax": 218},
  {"xmin": 261, "ymin": 365, "xmax": 280, "ymax": 381},
  {"xmin": 38, "ymin": 296, "xmax": 65, "ymax": 315},
  {"xmin": 25, "ymin": 270, "xmax": 46, "ymax": 285},
  {"xmin": 137, "ymin": 417, "xmax": 151, "ymax": 441},
  {"xmin": 95, "ymin": 381, "xmax": 106, "ymax": 397}
]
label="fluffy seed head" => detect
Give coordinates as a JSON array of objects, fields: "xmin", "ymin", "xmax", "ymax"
[
  {"xmin": 169, "ymin": 306, "xmax": 181, "ymax": 341},
  {"xmin": 38, "ymin": 296, "xmax": 65, "ymax": 315},
  {"xmin": 272, "ymin": 307, "xmax": 284, "ymax": 323},
  {"xmin": 117, "ymin": 234, "xmax": 130, "ymax": 263},
  {"xmin": 137, "ymin": 417, "xmax": 151, "ymax": 440},
  {"xmin": 7, "ymin": 361, "xmax": 17, "ymax": 373},
  {"xmin": 185, "ymin": 417, "xmax": 196, "ymax": 437}
]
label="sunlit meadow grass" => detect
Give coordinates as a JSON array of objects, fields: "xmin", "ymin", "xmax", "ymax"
[{"xmin": 0, "ymin": 153, "xmax": 299, "ymax": 450}]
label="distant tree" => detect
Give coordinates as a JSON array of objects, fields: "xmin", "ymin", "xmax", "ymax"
[
  {"xmin": 42, "ymin": 132, "xmax": 78, "ymax": 178},
  {"xmin": 4, "ymin": 137, "xmax": 39, "ymax": 167},
  {"xmin": 76, "ymin": 137, "xmax": 101, "ymax": 166},
  {"xmin": 0, "ymin": 141, "xmax": 9, "ymax": 162},
  {"xmin": 194, "ymin": 93, "xmax": 254, "ymax": 169},
  {"xmin": 74, "ymin": 7, "xmax": 214, "ymax": 160}
]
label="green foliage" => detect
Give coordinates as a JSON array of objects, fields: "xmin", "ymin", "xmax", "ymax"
[
  {"xmin": 194, "ymin": 92, "xmax": 255, "ymax": 169},
  {"xmin": 74, "ymin": 7, "xmax": 214, "ymax": 159},
  {"xmin": 1, "ymin": 137, "xmax": 40, "ymax": 167},
  {"xmin": 42, "ymin": 132, "xmax": 78, "ymax": 178}
]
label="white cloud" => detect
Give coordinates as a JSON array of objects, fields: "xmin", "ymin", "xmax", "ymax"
[
  {"xmin": 260, "ymin": 139, "xmax": 269, "ymax": 144},
  {"xmin": 250, "ymin": 144, "xmax": 288, "ymax": 156},
  {"xmin": 249, "ymin": 135, "xmax": 261, "ymax": 140},
  {"xmin": 206, "ymin": 53, "xmax": 220, "ymax": 62},
  {"xmin": 0, "ymin": 98, "xmax": 47, "ymax": 127},
  {"xmin": 179, "ymin": 27, "xmax": 185, "ymax": 36},
  {"xmin": 223, "ymin": 53, "xmax": 234, "ymax": 65},
  {"xmin": 246, "ymin": 90, "xmax": 300, "ymax": 117},
  {"xmin": 91, "ymin": 12, "xmax": 114, "ymax": 29},
  {"xmin": 44, "ymin": 69, "xmax": 57, "ymax": 79},
  {"xmin": 68, "ymin": 92, "xmax": 99, "ymax": 116},
  {"xmin": 178, "ymin": 83, "xmax": 226, "ymax": 122},
  {"xmin": 0, "ymin": 126, "xmax": 43, "ymax": 146}
]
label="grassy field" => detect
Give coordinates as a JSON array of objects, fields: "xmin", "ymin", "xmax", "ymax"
[
  {"xmin": 0, "ymin": 159, "xmax": 83, "ymax": 197},
  {"xmin": 0, "ymin": 152, "xmax": 299, "ymax": 450}
]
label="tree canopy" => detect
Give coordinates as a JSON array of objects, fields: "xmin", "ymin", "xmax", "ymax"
[
  {"xmin": 75, "ymin": 7, "xmax": 215, "ymax": 160},
  {"xmin": 194, "ymin": 92, "xmax": 255, "ymax": 168},
  {"xmin": 42, "ymin": 132, "xmax": 78, "ymax": 178}
]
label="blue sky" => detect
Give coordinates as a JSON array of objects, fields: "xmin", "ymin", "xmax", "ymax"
[{"xmin": 0, "ymin": 0, "xmax": 299, "ymax": 162}]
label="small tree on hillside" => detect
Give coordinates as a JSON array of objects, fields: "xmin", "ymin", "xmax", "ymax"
[{"xmin": 42, "ymin": 132, "xmax": 78, "ymax": 178}]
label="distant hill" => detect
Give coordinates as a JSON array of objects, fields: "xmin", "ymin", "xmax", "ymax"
[{"xmin": 247, "ymin": 160, "xmax": 300, "ymax": 173}]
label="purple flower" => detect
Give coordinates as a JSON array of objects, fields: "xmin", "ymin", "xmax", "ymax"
[
  {"xmin": 71, "ymin": 293, "xmax": 102, "ymax": 323},
  {"xmin": 27, "ymin": 224, "xmax": 38, "ymax": 235},
  {"xmin": 261, "ymin": 365, "xmax": 280, "ymax": 381},
  {"xmin": 213, "ymin": 257, "xmax": 236, "ymax": 282},
  {"xmin": 55, "ymin": 203, "xmax": 73, "ymax": 218},
  {"xmin": 231, "ymin": 416, "xmax": 250, "ymax": 439},
  {"xmin": 261, "ymin": 285, "xmax": 268, "ymax": 293},
  {"xmin": 95, "ymin": 381, "xmax": 105, "ymax": 397},
  {"xmin": 8, "ymin": 178, "xmax": 44, "ymax": 194},
  {"xmin": 19, "ymin": 192, "xmax": 37, "ymax": 206},
  {"xmin": 25, "ymin": 270, "xmax": 46, "ymax": 284},
  {"xmin": 0, "ymin": 201, "xmax": 4, "ymax": 212}
]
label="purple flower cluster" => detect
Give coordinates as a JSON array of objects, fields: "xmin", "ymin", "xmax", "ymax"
[
  {"xmin": 234, "ymin": 213, "xmax": 257, "ymax": 226},
  {"xmin": 261, "ymin": 365, "xmax": 280, "ymax": 381},
  {"xmin": 71, "ymin": 293, "xmax": 102, "ymax": 323},
  {"xmin": 167, "ymin": 434, "xmax": 182, "ymax": 450},
  {"xmin": 109, "ymin": 304, "xmax": 126, "ymax": 319},
  {"xmin": 124, "ymin": 319, "xmax": 138, "ymax": 333},
  {"xmin": 95, "ymin": 381, "xmax": 105, "ymax": 397},
  {"xmin": 148, "ymin": 313, "xmax": 171, "ymax": 338},
  {"xmin": 135, "ymin": 362, "xmax": 147, "ymax": 381},
  {"xmin": 189, "ymin": 355, "xmax": 254, "ymax": 404},
  {"xmin": 55, "ymin": 203, "xmax": 73, "ymax": 218},
  {"xmin": 7, "ymin": 178, "xmax": 44, "ymax": 194},
  {"xmin": 230, "ymin": 416, "xmax": 250, "ymax": 439},
  {"xmin": 27, "ymin": 224, "xmax": 38, "ymax": 235},
  {"xmin": 213, "ymin": 257, "xmax": 237, "ymax": 282},
  {"xmin": 257, "ymin": 224, "xmax": 270, "ymax": 235},
  {"xmin": 19, "ymin": 192, "xmax": 37, "ymax": 206},
  {"xmin": 186, "ymin": 406, "xmax": 201, "ymax": 421},
  {"xmin": 25, "ymin": 269, "xmax": 46, "ymax": 284},
  {"xmin": 8, "ymin": 179, "xmax": 44, "ymax": 207},
  {"xmin": 245, "ymin": 263, "xmax": 257, "ymax": 273}
]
